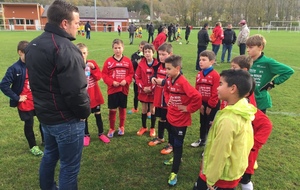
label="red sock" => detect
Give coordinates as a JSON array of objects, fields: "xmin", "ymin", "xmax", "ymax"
[
  {"xmin": 119, "ymin": 107, "xmax": 126, "ymax": 127},
  {"xmin": 109, "ymin": 110, "xmax": 117, "ymax": 130}
]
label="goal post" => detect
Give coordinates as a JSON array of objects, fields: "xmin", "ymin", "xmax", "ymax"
[{"xmin": 268, "ymin": 21, "xmax": 300, "ymax": 32}]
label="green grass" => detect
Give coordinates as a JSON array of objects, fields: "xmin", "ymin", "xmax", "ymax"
[{"xmin": 0, "ymin": 29, "xmax": 299, "ymax": 190}]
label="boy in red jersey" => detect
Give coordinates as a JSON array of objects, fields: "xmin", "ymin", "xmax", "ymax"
[
  {"xmin": 148, "ymin": 43, "xmax": 173, "ymax": 155},
  {"xmin": 102, "ymin": 39, "xmax": 134, "ymax": 138},
  {"xmin": 163, "ymin": 55, "xmax": 202, "ymax": 186},
  {"xmin": 229, "ymin": 55, "xmax": 273, "ymax": 190},
  {"xmin": 153, "ymin": 27, "xmax": 168, "ymax": 51},
  {"xmin": 135, "ymin": 43, "xmax": 158, "ymax": 137},
  {"xmin": 128, "ymin": 40, "xmax": 147, "ymax": 114},
  {"xmin": 77, "ymin": 43, "xmax": 110, "ymax": 146},
  {"xmin": 191, "ymin": 50, "xmax": 220, "ymax": 148},
  {"xmin": 0, "ymin": 41, "xmax": 43, "ymax": 156}
]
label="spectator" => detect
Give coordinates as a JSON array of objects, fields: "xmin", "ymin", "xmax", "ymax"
[
  {"xmin": 221, "ymin": 24, "xmax": 236, "ymax": 63},
  {"xmin": 237, "ymin": 19, "xmax": 250, "ymax": 55},
  {"xmin": 128, "ymin": 22, "xmax": 136, "ymax": 45},
  {"xmin": 148, "ymin": 22, "xmax": 155, "ymax": 43},
  {"xmin": 185, "ymin": 24, "xmax": 191, "ymax": 44},
  {"xmin": 85, "ymin": 21, "xmax": 91, "ymax": 39},
  {"xmin": 195, "ymin": 23, "xmax": 210, "ymax": 71},
  {"xmin": 211, "ymin": 22, "xmax": 224, "ymax": 61}
]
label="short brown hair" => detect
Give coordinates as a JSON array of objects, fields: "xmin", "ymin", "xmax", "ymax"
[
  {"xmin": 47, "ymin": 0, "xmax": 79, "ymax": 26},
  {"xmin": 165, "ymin": 55, "xmax": 182, "ymax": 67},
  {"xmin": 139, "ymin": 41, "xmax": 147, "ymax": 46},
  {"xmin": 112, "ymin": 39, "xmax": 124, "ymax": 48},
  {"xmin": 143, "ymin": 43, "xmax": 155, "ymax": 53},
  {"xmin": 17, "ymin": 41, "xmax": 29, "ymax": 53},
  {"xmin": 231, "ymin": 55, "xmax": 253, "ymax": 70},
  {"xmin": 246, "ymin": 34, "xmax": 267, "ymax": 49},
  {"xmin": 157, "ymin": 42, "xmax": 173, "ymax": 53},
  {"xmin": 200, "ymin": 50, "xmax": 215, "ymax": 61}
]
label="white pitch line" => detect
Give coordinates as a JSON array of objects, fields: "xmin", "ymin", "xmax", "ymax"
[{"xmin": 267, "ymin": 111, "xmax": 300, "ymax": 117}]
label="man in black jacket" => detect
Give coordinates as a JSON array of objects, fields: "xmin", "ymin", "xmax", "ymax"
[
  {"xmin": 195, "ymin": 23, "xmax": 210, "ymax": 71},
  {"xmin": 148, "ymin": 22, "xmax": 154, "ymax": 43},
  {"xmin": 25, "ymin": 0, "xmax": 90, "ymax": 189},
  {"xmin": 221, "ymin": 24, "xmax": 237, "ymax": 63}
]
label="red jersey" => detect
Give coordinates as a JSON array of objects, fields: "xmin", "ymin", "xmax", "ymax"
[
  {"xmin": 102, "ymin": 56, "xmax": 134, "ymax": 95},
  {"xmin": 18, "ymin": 70, "xmax": 34, "ymax": 111},
  {"xmin": 153, "ymin": 63, "xmax": 167, "ymax": 108},
  {"xmin": 135, "ymin": 57, "xmax": 158, "ymax": 102},
  {"xmin": 86, "ymin": 60, "xmax": 104, "ymax": 108},
  {"xmin": 245, "ymin": 109, "xmax": 272, "ymax": 174},
  {"xmin": 195, "ymin": 69, "xmax": 219, "ymax": 108},
  {"xmin": 153, "ymin": 32, "xmax": 167, "ymax": 50},
  {"xmin": 164, "ymin": 74, "xmax": 202, "ymax": 126}
]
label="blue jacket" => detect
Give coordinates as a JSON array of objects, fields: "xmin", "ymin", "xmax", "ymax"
[{"xmin": 0, "ymin": 59, "xmax": 26, "ymax": 107}]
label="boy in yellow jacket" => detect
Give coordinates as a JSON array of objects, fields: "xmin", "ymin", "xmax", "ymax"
[{"xmin": 193, "ymin": 69, "xmax": 256, "ymax": 190}]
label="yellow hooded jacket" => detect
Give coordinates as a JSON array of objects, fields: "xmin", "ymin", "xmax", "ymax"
[{"xmin": 202, "ymin": 98, "xmax": 256, "ymax": 186}]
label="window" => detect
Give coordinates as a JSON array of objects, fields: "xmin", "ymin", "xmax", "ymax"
[
  {"xmin": 26, "ymin": 19, "xmax": 34, "ymax": 25},
  {"xmin": 16, "ymin": 19, "xmax": 24, "ymax": 25}
]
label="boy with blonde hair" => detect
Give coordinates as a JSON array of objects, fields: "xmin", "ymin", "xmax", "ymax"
[
  {"xmin": 76, "ymin": 43, "xmax": 110, "ymax": 145},
  {"xmin": 102, "ymin": 39, "xmax": 134, "ymax": 138},
  {"xmin": 246, "ymin": 34, "xmax": 294, "ymax": 113}
]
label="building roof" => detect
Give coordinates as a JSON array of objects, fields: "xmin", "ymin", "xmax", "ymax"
[
  {"xmin": 0, "ymin": 2, "xmax": 41, "ymax": 6},
  {"xmin": 42, "ymin": 5, "xmax": 128, "ymax": 19},
  {"xmin": 128, "ymin": 12, "xmax": 139, "ymax": 20}
]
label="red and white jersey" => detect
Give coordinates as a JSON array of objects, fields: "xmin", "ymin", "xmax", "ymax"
[
  {"xmin": 135, "ymin": 57, "xmax": 158, "ymax": 102},
  {"xmin": 195, "ymin": 69, "xmax": 219, "ymax": 108},
  {"xmin": 102, "ymin": 56, "xmax": 134, "ymax": 95},
  {"xmin": 153, "ymin": 63, "xmax": 167, "ymax": 108},
  {"xmin": 86, "ymin": 60, "xmax": 104, "ymax": 108},
  {"xmin": 164, "ymin": 74, "xmax": 202, "ymax": 127},
  {"xmin": 18, "ymin": 70, "xmax": 34, "ymax": 111}
]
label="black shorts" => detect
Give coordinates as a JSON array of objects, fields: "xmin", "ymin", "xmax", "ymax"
[
  {"xmin": 240, "ymin": 173, "xmax": 252, "ymax": 184},
  {"xmin": 108, "ymin": 92, "xmax": 128, "ymax": 109},
  {"xmin": 155, "ymin": 107, "xmax": 167, "ymax": 120},
  {"xmin": 18, "ymin": 109, "xmax": 35, "ymax": 121},
  {"xmin": 91, "ymin": 105, "xmax": 101, "ymax": 113}
]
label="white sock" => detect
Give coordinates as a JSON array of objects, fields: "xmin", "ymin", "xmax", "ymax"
[{"xmin": 241, "ymin": 181, "xmax": 253, "ymax": 190}]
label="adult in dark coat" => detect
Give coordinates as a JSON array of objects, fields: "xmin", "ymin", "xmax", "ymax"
[
  {"xmin": 195, "ymin": 23, "xmax": 210, "ymax": 71},
  {"xmin": 85, "ymin": 21, "xmax": 91, "ymax": 39}
]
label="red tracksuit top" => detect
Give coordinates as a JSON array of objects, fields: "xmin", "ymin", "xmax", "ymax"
[
  {"xmin": 153, "ymin": 32, "xmax": 167, "ymax": 50},
  {"xmin": 135, "ymin": 57, "xmax": 158, "ymax": 102},
  {"xmin": 102, "ymin": 56, "xmax": 134, "ymax": 95},
  {"xmin": 164, "ymin": 74, "xmax": 202, "ymax": 127},
  {"xmin": 195, "ymin": 69, "xmax": 219, "ymax": 108},
  {"xmin": 153, "ymin": 63, "xmax": 167, "ymax": 108},
  {"xmin": 86, "ymin": 60, "xmax": 104, "ymax": 108}
]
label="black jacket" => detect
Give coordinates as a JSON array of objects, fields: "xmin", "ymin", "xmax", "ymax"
[
  {"xmin": 222, "ymin": 28, "xmax": 237, "ymax": 45},
  {"xmin": 197, "ymin": 28, "xmax": 210, "ymax": 47},
  {"xmin": 25, "ymin": 23, "xmax": 90, "ymax": 125}
]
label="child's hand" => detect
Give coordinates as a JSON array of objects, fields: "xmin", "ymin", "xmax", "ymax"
[
  {"xmin": 19, "ymin": 95, "xmax": 27, "ymax": 102},
  {"xmin": 119, "ymin": 80, "xmax": 127, "ymax": 86},
  {"xmin": 260, "ymin": 81, "xmax": 275, "ymax": 91},
  {"xmin": 143, "ymin": 86, "xmax": 151, "ymax": 93},
  {"xmin": 113, "ymin": 81, "xmax": 120, "ymax": 87},
  {"xmin": 86, "ymin": 62, "xmax": 95, "ymax": 69},
  {"xmin": 200, "ymin": 105, "xmax": 204, "ymax": 115},
  {"xmin": 155, "ymin": 78, "xmax": 163, "ymax": 85},
  {"xmin": 151, "ymin": 77, "xmax": 157, "ymax": 84},
  {"xmin": 206, "ymin": 107, "xmax": 211, "ymax": 115},
  {"xmin": 177, "ymin": 105, "xmax": 187, "ymax": 112}
]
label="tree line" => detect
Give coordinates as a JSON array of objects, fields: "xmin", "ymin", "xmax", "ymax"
[{"xmin": 2, "ymin": 0, "xmax": 300, "ymax": 26}]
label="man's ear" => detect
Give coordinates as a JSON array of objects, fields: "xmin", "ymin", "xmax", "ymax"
[{"xmin": 60, "ymin": 19, "xmax": 68, "ymax": 30}]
